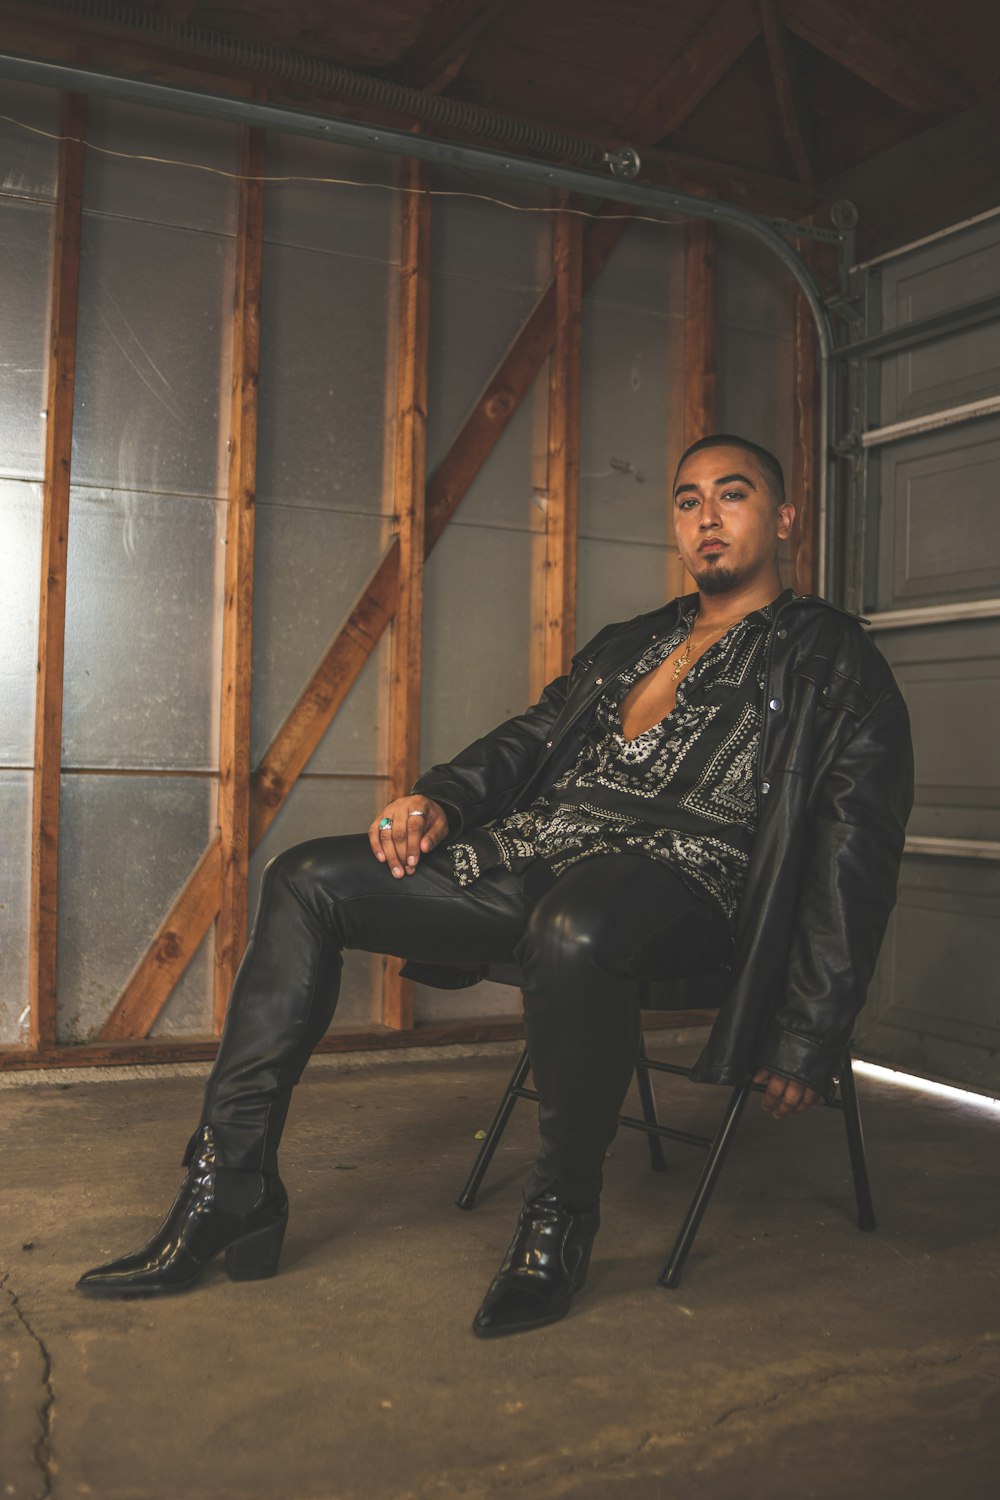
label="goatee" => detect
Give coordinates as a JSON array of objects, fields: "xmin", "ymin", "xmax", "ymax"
[{"xmin": 695, "ymin": 561, "xmax": 743, "ymax": 595}]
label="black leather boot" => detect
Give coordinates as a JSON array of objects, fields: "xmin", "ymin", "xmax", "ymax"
[
  {"xmin": 472, "ymin": 1192, "xmax": 600, "ymax": 1338},
  {"xmin": 76, "ymin": 1126, "xmax": 288, "ymax": 1298}
]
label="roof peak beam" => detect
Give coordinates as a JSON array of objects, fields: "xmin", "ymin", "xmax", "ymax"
[
  {"xmin": 784, "ymin": 0, "xmax": 967, "ymax": 116},
  {"xmin": 623, "ymin": 0, "xmax": 762, "ymax": 145},
  {"xmin": 759, "ymin": 0, "xmax": 819, "ymax": 185}
]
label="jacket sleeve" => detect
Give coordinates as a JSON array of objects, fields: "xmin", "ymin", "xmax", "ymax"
[
  {"xmin": 756, "ymin": 683, "xmax": 914, "ymax": 1095},
  {"xmin": 412, "ymin": 626, "xmax": 621, "ymax": 837}
]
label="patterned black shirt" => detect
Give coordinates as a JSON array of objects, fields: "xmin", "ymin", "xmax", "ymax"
[{"xmin": 448, "ymin": 594, "xmax": 785, "ymax": 927}]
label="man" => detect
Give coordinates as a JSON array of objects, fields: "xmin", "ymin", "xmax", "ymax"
[{"xmin": 78, "ymin": 433, "xmax": 913, "ymax": 1339}]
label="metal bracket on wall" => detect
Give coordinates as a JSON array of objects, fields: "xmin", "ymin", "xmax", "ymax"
[{"xmin": 832, "ymin": 430, "xmax": 863, "ymax": 457}]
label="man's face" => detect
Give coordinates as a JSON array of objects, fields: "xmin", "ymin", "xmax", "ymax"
[{"xmin": 672, "ymin": 445, "xmax": 794, "ymax": 596}]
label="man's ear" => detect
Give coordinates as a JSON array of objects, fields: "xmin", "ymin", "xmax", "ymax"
[{"xmin": 777, "ymin": 502, "xmax": 795, "ymax": 541}]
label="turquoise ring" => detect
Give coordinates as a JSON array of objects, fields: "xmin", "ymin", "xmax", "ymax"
[{"xmin": 379, "ymin": 816, "xmax": 393, "ymax": 830}]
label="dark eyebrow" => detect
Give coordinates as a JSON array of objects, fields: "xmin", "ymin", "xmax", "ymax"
[
  {"xmin": 714, "ymin": 472, "xmax": 757, "ymax": 490},
  {"xmin": 673, "ymin": 471, "xmax": 757, "ymax": 499}
]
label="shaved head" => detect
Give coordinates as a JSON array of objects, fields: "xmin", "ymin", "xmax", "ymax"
[{"xmin": 676, "ymin": 434, "xmax": 785, "ymax": 507}]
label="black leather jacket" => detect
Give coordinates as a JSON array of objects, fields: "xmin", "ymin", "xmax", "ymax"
[{"xmin": 408, "ymin": 592, "xmax": 914, "ymax": 1098}]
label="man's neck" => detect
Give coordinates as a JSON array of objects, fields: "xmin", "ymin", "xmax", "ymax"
[{"xmin": 692, "ymin": 574, "xmax": 785, "ymax": 627}]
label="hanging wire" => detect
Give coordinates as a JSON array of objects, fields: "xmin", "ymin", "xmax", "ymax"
[{"xmin": 0, "ymin": 109, "xmax": 692, "ymax": 230}]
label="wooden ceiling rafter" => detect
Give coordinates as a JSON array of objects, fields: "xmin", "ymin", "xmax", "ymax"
[
  {"xmin": 758, "ymin": 0, "xmax": 818, "ymax": 186},
  {"xmin": 783, "ymin": 0, "xmax": 969, "ymax": 116},
  {"xmin": 0, "ymin": 0, "xmax": 815, "ymax": 219},
  {"xmin": 622, "ymin": 0, "xmax": 762, "ymax": 147},
  {"xmin": 401, "ymin": 0, "xmax": 512, "ymax": 94}
]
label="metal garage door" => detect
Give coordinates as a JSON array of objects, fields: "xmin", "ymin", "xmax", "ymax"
[{"xmin": 841, "ymin": 214, "xmax": 1000, "ymax": 1093}]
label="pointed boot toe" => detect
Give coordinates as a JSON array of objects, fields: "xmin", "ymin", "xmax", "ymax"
[
  {"xmin": 76, "ymin": 1127, "xmax": 288, "ymax": 1298},
  {"xmin": 472, "ymin": 1193, "xmax": 599, "ymax": 1339}
]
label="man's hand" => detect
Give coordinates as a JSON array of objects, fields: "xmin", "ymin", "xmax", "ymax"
[
  {"xmin": 369, "ymin": 796, "xmax": 450, "ymax": 879},
  {"xmin": 752, "ymin": 1069, "xmax": 824, "ymax": 1119}
]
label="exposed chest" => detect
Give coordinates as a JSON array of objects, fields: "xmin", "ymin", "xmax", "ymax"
[{"xmin": 618, "ymin": 650, "xmax": 686, "ymax": 740}]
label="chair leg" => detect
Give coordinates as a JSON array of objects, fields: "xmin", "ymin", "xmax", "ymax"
[
  {"xmin": 456, "ymin": 1046, "xmax": 532, "ymax": 1211},
  {"xmin": 838, "ymin": 1050, "xmax": 877, "ymax": 1233},
  {"xmin": 635, "ymin": 1033, "xmax": 667, "ymax": 1173},
  {"xmin": 658, "ymin": 1080, "xmax": 752, "ymax": 1289}
]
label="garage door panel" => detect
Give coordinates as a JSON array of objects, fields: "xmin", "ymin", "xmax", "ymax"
[
  {"xmin": 879, "ymin": 222, "xmax": 1000, "ymax": 423},
  {"xmin": 875, "ymin": 422, "xmax": 1000, "ymax": 610},
  {"xmin": 876, "ymin": 620, "xmax": 1000, "ymax": 842},
  {"xmin": 856, "ymin": 855, "xmax": 1000, "ymax": 1090}
]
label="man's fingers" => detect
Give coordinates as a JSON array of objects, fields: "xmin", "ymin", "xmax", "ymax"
[
  {"xmin": 381, "ymin": 818, "xmax": 406, "ymax": 877},
  {"xmin": 404, "ymin": 807, "xmax": 427, "ymax": 871},
  {"xmin": 756, "ymin": 1072, "xmax": 825, "ymax": 1119},
  {"xmin": 370, "ymin": 798, "xmax": 447, "ymax": 876},
  {"xmin": 420, "ymin": 804, "xmax": 448, "ymax": 852},
  {"xmin": 760, "ymin": 1074, "xmax": 801, "ymax": 1118}
]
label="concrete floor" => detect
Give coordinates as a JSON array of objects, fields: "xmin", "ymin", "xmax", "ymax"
[{"xmin": 2, "ymin": 1037, "xmax": 998, "ymax": 1500}]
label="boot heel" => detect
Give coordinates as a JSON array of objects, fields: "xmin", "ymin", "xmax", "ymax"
[
  {"xmin": 225, "ymin": 1216, "xmax": 287, "ymax": 1282},
  {"xmin": 572, "ymin": 1241, "xmax": 595, "ymax": 1292}
]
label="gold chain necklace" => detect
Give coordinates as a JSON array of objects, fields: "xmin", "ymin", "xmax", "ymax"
[{"xmin": 670, "ymin": 612, "xmax": 746, "ymax": 681}]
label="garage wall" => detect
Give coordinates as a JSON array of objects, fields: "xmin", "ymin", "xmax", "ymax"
[{"xmin": 0, "ymin": 82, "xmax": 800, "ymax": 1048}]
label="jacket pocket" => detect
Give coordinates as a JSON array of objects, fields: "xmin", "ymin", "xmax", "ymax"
[{"xmin": 792, "ymin": 655, "xmax": 871, "ymax": 718}]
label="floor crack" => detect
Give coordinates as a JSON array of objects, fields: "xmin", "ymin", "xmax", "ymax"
[
  {"xmin": 426, "ymin": 1343, "xmax": 983, "ymax": 1497},
  {"xmin": 709, "ymin": 1347, "xmax": 967, "ymax": 1430},
  {"xmin": 1, "ymin": 1270, "xmax": 56, "ymax": 1500}
]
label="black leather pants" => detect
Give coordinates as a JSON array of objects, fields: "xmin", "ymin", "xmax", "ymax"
[{"xmin": 191, "ymin": 835, "xmax": 731, "ymax": 1206}]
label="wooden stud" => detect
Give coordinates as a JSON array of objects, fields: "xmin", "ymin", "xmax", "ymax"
[
  {"xmin": 759, "ymin": 0, "xmax": 819, "ymax": 186},
  {"xmin": 92, "ymin": 208, "xmax": 634, "ymax": 1046},
  {"xmin": 672, "ymin": 219, "xmax": 718, "ymax": 596},
  {"xmin": 214, "ymin": 126, "xmax": 265, "ymax": 1034},
  {"xmin": 539, "ymin": 193, "xmax": 583, "ymax": 691},
  {"xmin": 683, "ymin": 221, "xmax": 717, "ymax": 448},
  {"xmin": 383, "ymin": 156, "xmax": 432, "ymax": 1032},
  {"xmin": 624, "ymin": 0, "xmax": 761, "ymax": 145},
  {"xmin": 791, "ymin": 240, "xmax": 821, "ymax": 595},
  {"xmin": 387, "ymin": 158, "xmax": 432, "ymax": 805},
  {"xmin": 28, "ymin": 92, "xmax": 86, "ymax": 1053}
]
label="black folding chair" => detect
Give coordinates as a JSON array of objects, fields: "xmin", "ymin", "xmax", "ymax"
[{"xmin": 456, "ymin": 1030, "xmax": 875, "ymax": 1288}]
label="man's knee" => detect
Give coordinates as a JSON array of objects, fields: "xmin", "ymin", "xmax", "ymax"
[
  {"xmin": 516, "ymin": 883, "xmax": 626, "ymax": 985},
  {"xmin": 261, "ymin": 838, "xmax": 342, "ymax": 913},
  {"xmin": 264, "ymin": 841, "xmax": 314, "ymax": 891}
]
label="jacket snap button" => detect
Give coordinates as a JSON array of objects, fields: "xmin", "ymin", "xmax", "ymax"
[
  {"xmin": 761, "ymin": 781, "xmax": 771, "ymax": 794},
  {"xmin": 768, "ymin": 697, "xmax": 781, "ymax": 711},
  {"xmin": 595, "ymin": 676, "xmax": 603, "ymax": 685},
  {"xmin": 545, "ymin": 739, "xmax": 553, "ymax": 748},
  {"xmin": 777, "ymin": 627, "xmax": 788, "ymax": 639}
]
